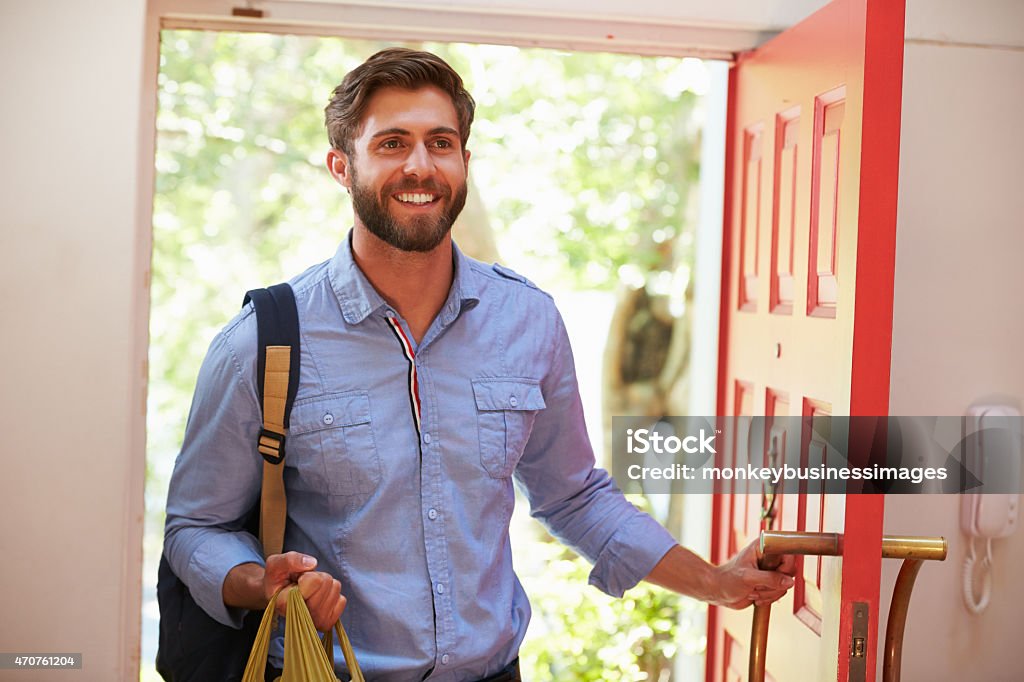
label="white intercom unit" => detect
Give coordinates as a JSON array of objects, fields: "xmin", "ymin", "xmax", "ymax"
[{"xmin": 961, "ymin": 405, "xmax": 1021, "ymax": 614}]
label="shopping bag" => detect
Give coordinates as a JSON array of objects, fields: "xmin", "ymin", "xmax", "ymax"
[{"xmin": 242, "ymin": 586, "xmax": 365, "ymax": 682}]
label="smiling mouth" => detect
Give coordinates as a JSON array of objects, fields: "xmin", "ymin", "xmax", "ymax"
[{"xmin": 394, "ymin": 192, "xmax": 439, "ymax": 206}]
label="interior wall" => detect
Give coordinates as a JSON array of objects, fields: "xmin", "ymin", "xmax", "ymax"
[
  {"xmin": 0, "ymin": 0, "xmax": 150, "ymax": 678},
  {"xmin": 903, "ymin": 0, "xmax": 1024, "ymax": 48},
  {"xmin": 883, "ymin": 15, "xmax": 1024, "ymax": 680}
]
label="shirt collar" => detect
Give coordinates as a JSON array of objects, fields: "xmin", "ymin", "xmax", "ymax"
[
  {"xmin": 328, "ymin": 230, "xmax": 482, "ymax": 326},
  {"xmin": 439, "ymin": 240, "xmax": 481, "ymax": 326}
]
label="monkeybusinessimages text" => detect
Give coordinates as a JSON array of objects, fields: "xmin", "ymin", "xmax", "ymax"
[{"xmin": 623, "ymin": 428, "xmax": 949, "ymax": 486}]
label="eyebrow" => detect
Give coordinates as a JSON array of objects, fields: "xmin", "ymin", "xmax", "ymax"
[{"xmin": 370, "ymin": 126, "xmax": 460, "ymax": 140}]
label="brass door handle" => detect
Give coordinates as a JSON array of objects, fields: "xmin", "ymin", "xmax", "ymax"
[
  {"xmin": 881, "ymin": 536, "xmax": 946, "ymax": 682},
  {"xmin": 748, "ymin": 531, "xmax": 946, "ymax": 682}
]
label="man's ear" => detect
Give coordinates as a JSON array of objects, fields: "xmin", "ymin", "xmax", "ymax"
[
  {"xmin": 463, "ymin": 148, "xmax": 471, "ymax": 169},
  {"xmin": 326, "ymin": 148, "xmax": 352, "ymax": 190}
]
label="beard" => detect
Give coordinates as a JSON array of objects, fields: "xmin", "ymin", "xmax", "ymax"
[{"xmin": 350, "ymin": 165, "xmax": 468, "ymax": 253}]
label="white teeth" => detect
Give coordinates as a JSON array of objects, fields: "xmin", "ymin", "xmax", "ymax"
[{"xmin": 397, "ymin": 192, "xmax": 435, "ymax": 204}]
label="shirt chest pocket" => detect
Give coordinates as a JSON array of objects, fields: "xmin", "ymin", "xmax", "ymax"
[
  {"xmin": 288, "ymin": 391, "xmax": 381, "ymax": 497},
  {"xmin": 472, "ymin": 378, "xmax": 546, "ymax": 479}
]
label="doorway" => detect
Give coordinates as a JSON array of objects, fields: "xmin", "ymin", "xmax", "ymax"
[{"xmin": 142, "ymin": 28, "xmax": 725, "ymax": 681}]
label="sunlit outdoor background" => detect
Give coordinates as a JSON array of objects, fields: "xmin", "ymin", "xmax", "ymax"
[{"xmin": 143, "ymin": 32, "xmax": 711, "ymax": 681}]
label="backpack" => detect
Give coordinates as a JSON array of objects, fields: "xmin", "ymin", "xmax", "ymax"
[{"xmin": 156, "ymin": 283, "xmax": 300, "ymax": 682}]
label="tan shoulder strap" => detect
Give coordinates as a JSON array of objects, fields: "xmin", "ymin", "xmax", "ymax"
[
  {"xmin": 245, "ymin": 284, "xmax": 299, "ymax": 559},
  {"xmin": 258, "ymin": 345, "xmax": 291, "ymax": 558}
]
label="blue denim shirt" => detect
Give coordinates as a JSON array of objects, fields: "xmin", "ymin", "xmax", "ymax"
[{"xmin": 164, "ymin": 233, "xmax": 678, "ymax": 681}]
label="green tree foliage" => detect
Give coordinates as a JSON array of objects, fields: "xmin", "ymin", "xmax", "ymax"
[
  {"xmin": 428, "ymin": 44, "xmax": 703, "ymax": 291},
  {"xmin": 148, "ymin": 30, "xmax": 707, "ymax": 680},
  {"xmin": 149, "ymin": 31, "xmax": 379, "ymax": 500},
  {"xmin": 518, "ymin": 539, "xmax": 705, "ymax": 681}
]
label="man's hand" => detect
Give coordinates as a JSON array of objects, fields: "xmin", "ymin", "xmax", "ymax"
[
  {"xmin": 645, "ymin": 541, "xmax": 796, "ymax": 610},
  {"xmin": 224, "ymin": 552, "xmax": 346, "ymax": 631},
  {"xmin": 265, "ymin": 552, "xmax": 347, "ymax": 631},
  {"xmin": 709, "ymin": 539, "xmax": 796, "ymax": 609}
]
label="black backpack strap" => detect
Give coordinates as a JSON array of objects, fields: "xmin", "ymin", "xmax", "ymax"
[
  {"xmin": 243, "ymin": 283, "xmax": 300, "ymax": 558},
  {"xmin": 156, "ymin": 284, "xmax": 300, "ymax": 681},
  {"xmin": 244, "ymin": 284, "xmax": 301, "ymax": 430}
]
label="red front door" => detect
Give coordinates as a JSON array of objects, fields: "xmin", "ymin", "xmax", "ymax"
[{"xmin": 709, "ymin": 0, "xmax": 905, "ymax": 680}]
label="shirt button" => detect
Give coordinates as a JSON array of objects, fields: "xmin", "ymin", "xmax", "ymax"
[
  {"xmin": 435, "ymin": 583, "xmax": 445, "ymax": 594},
  {"xmin": 423, "ymin": 433, "xmax": 432, "ymax": 444},
  {"xmin": 428, "ymin": 508, "xmax": 438, "ymax": 520},
  {"xmin": 441, "ymin": 654, "xmax": 450, "ymax": 665},
  {"xmin": 509, "ymin": 396, "xmax": 518, "ymax": 407},
  {"xmin": 385, "ymin": 310, "xmax": 396, "ymax": 319},
  {"xmin": 323, "ymin": 413, "xmax": 334, "ymax": 425}
]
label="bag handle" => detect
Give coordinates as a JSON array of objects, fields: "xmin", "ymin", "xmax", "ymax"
[
  {"xmin": 242, "ymin": 586, "xmax": 365, "ymax": 682},
  {"xmin": 321, "ymin": 613, "xmax": 366, "ymax": 682}
]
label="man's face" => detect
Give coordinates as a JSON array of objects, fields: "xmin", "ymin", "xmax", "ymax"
[{"xmin": 335, "ymin": 86, "xmax": 469, "ymax": 253}]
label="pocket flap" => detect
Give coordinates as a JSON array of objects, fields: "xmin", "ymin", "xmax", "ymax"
[
  {"xmin": 471, "ymin": 378, "xmax": 546, "ymax": 411},
  {"xmin": 288, "ymin": 392, "xmax": 371, "ymax": 435}
]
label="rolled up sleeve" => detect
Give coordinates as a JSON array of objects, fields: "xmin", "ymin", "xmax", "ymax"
[
  {"xmin": 513, "ymin": 306, "xmax": 678, "ymax": 598},
  {"xmin": 163, "ymin": 318, "xmax": 266, "ymax": 627}
]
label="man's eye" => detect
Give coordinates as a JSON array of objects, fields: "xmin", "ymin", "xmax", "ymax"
[
  {"xmin": 381, "ymin": 139, "xmax": 401, "ymax": 149},
  {"xmin": 433, "ymin": 139, "xmax": 452, "ymax": 149}
]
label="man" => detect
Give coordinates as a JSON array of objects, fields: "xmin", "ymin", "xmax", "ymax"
[{"xmin": 164, "ymin": 47, "xmax": 795, "ymax": 681}]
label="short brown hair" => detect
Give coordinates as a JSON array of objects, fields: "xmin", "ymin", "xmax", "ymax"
[{"xmin": 325, "ymin": 48, "xmax": 476, "ymax": 156}]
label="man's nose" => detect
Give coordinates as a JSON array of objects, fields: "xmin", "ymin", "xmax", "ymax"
[{"xmin": 403, "ymin": 142, "xmax": 436, "ymax": 177}]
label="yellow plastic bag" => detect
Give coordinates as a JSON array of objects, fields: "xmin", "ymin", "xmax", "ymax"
[{"xmin": 242, "ymin": 586, "xmax": 365, "ymax": 682}]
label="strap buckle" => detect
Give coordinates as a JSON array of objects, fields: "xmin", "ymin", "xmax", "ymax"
[{"xmin": 258, "ymin": 428, "xmax": 286, "ymax": 464}]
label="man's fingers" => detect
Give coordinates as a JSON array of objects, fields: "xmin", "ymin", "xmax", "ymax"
[
  {"xmin": 774, "ymin": 571, "xmax": 795, "ymax": 589},
  {"xmin": 298, "ymin": 572, "xmax": 336, "ymax": 613},
  {"xmin": 266, "ymin": 551, "xmax": 318, "ymax": 580},
  {"xmin": 318, "ymin": 593, "xmax": 347, "ymax": 631},
  {"xmin": 750, "ymin": 568, "xmax": 795, "ymax": 591},
  {"xmin": 746, "ymin": 574, "xmax": 794, "ymax": 607},
  {"xmin": 719, "ymin": 541, "xmax": 795, "ymax": 610},
  {"xmin": 261, "ymin": 555, "xmax": 346, "ymax": 629},
  {"xmin": 274, "ymin": 586, "xmax": 290, "ymax": 617},
  {"xmin": 264, "ymin": 552, "xmax": 320, "ymax": 609},
  {"xmin": 297, "ymin": 571, "xmax": 333, "ymax": 598},
  {"xmin": 332, "ymin": 594, "xmax": 347, "ymax": 621},
  {"xmin": 297, "ymin": 572, "xmax": 346, "ymax": 631},
  {"xmin": 752, "ymin": 587, "xmax": 788, "ymax": 601},
  {"xmin": 272, "ymin": 572, "xmax": 346, "ymax": 628}
]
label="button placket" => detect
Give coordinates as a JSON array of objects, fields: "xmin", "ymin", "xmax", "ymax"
[{"xmin": 416, "ymin": 365, "xmax": 454, "ymax": 663}]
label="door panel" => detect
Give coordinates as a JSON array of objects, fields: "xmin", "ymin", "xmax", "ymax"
[
  {"xmin": 709, "ymin": 0, "xmax": 904, "ymax": 680},
  {"xmin": 770, "ymin": 110, "xmax": 799, "ymax": 315}
]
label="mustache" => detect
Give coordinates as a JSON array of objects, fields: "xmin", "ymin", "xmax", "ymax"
[{"xmin": 383, "ymin": 179, "xmax": 449, "ymax": 196}]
